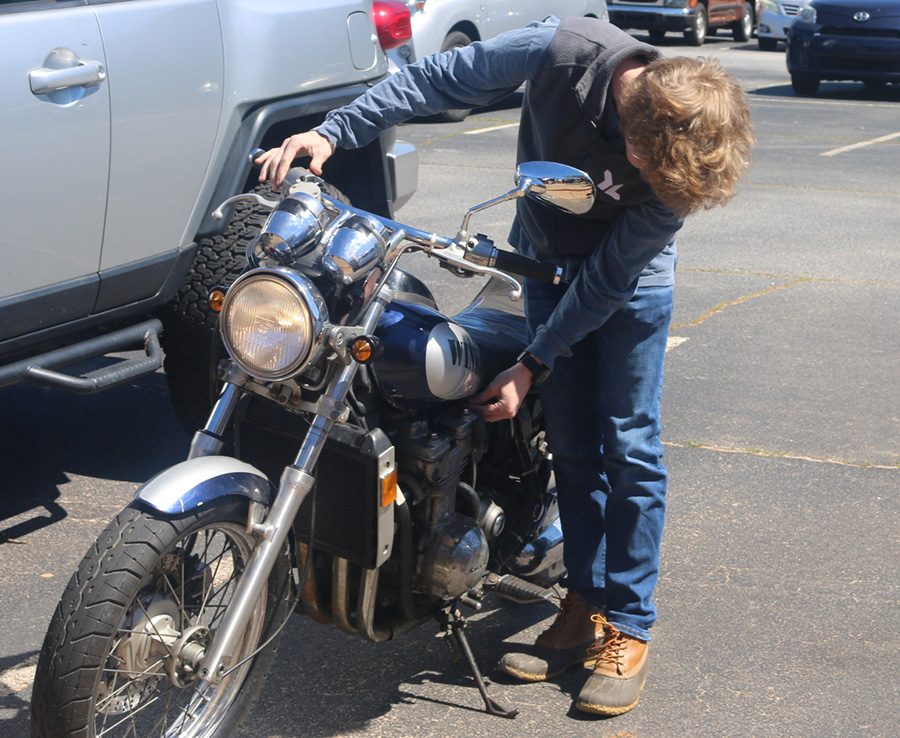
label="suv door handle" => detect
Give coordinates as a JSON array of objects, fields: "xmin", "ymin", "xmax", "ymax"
[{"xmin": 29, "ymin": 48, "xmax": 106, "ymax": 95}]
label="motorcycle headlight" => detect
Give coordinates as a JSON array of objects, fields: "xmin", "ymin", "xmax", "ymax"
[{"xmin": 220, "ymin": 268, "xmax": 328, "ymax": 381}]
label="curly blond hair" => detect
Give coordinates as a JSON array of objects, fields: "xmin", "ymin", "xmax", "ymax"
[{"xmin": 618, "ymin": 56, "xmax": 754, "ymax": 217}]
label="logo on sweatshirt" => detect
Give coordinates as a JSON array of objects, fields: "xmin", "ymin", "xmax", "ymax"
[{"xmin": 597, "ymin": 170, "xmax": 622, "ymax": 201}]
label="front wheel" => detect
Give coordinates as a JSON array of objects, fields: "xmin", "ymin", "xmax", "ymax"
[
  {"xmin": 31, "ymin": 499, "xmax": 291, "ymax": 738},
  {"xmin": 684, "ymin": 5, "xmax": 708, "ymax": 46}
]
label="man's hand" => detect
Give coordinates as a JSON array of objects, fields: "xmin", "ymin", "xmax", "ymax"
[
  {"xmin": 468, "ymin": 363, "xmax": 534, "ymax": 423},
  {"xmin": 256, "ymin": 131, "xmax": 335, "ymax": 188}
]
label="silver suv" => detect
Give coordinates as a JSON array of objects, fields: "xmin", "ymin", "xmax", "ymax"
[{"xmin": 0, "ymin": 0, "xmax": 417, "ymax": 425}]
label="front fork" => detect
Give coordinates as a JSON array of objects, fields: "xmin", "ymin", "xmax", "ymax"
[{"xmin": 194, "ymin": 286, "xmax": 391, "ymax": 683}]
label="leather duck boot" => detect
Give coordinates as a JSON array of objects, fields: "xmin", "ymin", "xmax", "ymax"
[
  {"xmin": 498, "ymin": 591, "xmax": 605, "ymax": 682},
  {"xmin": 575, "ymin": 615, "xmax": 649, "ymax": 716}
]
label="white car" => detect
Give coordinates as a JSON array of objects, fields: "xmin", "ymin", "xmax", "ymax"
[
  {"xmin": 757, "ymin": 0, "xmax": 811, "ymax": 50},
  {"xmin": 389, "ymin": 0, "xmax": 609, "ymax": 119}
]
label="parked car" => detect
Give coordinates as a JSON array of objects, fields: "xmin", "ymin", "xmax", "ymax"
[
  {"xmin": 0, "ymin": 0, "xmax": 418, "ymax": 428},
  {"xmin": 608, "ymin": 0, "xmax": 756, "ymax": 46},
  {"xmin": 389, "ymin": 0, "xmax": 609, "ymax": 120},
  {"xmin": 786, "ymin": 0, "xmax": 900, "ymax": 95},
  {"xmin": 757, "ymin": 0, "xmax": 811, "ymax": 49}
]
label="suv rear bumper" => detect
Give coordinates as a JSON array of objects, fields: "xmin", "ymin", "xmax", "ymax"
[
  {"xmin": 386, "ymin": 139, "xmax": 418, "ymax": 212},
  {"xmin": 609, "ymin": 6, "xmax": 696, "ymax": 32}
]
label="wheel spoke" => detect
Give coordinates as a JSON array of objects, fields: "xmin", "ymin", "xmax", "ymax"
[
  {"xmin": 95, "ymin": 658, "xmax": 166, "ymax": 713},
  {"xmin": 84, "ymin": 516, "xmax": 269, "ymax": 737}
]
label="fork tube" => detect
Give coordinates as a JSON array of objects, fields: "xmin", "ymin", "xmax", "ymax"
[
  {"xmin": 188, "ymin": 380, "xmax": 245, "ymax": 459},
  {"xmin": 200, "ymin": 287, "xmax": 392, "ymax": 683}
]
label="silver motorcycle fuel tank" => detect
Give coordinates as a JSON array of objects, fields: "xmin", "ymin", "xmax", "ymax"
[{"xmin": 373, "ymin": 300, "xmax": 482, "ymax": 408}]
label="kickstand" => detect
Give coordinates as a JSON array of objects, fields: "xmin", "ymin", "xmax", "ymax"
[{"xmin": 438, "ymin": 603, "xmax": 519, "ymax": 719}]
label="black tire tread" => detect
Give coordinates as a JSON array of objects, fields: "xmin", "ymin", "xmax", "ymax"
[{"xmin": 31, "ymin": 501, "xmax": 288, "ymax": 738}]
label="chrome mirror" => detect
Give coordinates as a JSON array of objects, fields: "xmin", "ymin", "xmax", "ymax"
[
  {"xmin": 515, "ymin": 161, "xmax": 594, "ymax": 215},
  {"xmin": 456, "ymin": 161, "xmax": 595, "ymax": 243}
]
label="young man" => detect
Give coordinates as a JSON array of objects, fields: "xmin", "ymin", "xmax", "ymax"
[{"xmin": 257, "ymin": 16, "xmax": 753, "ymax": 716}]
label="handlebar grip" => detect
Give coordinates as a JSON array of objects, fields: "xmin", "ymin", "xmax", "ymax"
[{"xmin": 494, "ymin": 249, "xmax": 563, "ymax": 285}]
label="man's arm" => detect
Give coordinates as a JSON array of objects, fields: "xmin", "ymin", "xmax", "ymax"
[
  {"xmin": 258, "ymin": 19, "xmax": 557, "ymax": 186},
  {"xmin": 525, "ymin": 197, "xmax": 684, "ymax": 370},
  {"xmin": 316, "ymin": 19, "xmax": 556, "ymax": 149}
]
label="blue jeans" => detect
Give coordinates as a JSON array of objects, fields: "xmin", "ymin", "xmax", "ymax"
[{"xmin": 525, "ymin": 279, "xmax": 673, "ymax": 642}]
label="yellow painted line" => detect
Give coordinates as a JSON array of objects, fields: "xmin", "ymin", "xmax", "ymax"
[
  {"xmin": 664, "ymin": 440, "xmax": 899, "ymax": 471},
  {"xmin": 671, "ymin": 278, "xmax": 810, "ymax": 330},
  {"xmin": 821, "ymin": 130, "xmax": 900, "ymax": 157},
  {"xmin": 463, "ymin": 122, "xmax": 519, "ymax": 135}
]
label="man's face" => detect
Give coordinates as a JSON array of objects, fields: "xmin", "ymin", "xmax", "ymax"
[{"xmin": 624, "ymin": 137, "xmax": 646, "ymax": 172}]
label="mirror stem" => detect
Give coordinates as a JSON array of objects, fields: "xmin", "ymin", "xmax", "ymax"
[{"xmin": 455, "ymin": 183, "xmax": 528, "ymax": 245}]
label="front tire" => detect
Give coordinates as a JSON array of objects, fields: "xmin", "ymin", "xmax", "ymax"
[
  {"xmin": 685, "ymin": 5, "xmax": 708, "ymax": 46},
  {"xmin": 758, "ymin": 36, "xmax": 778, "ymax": 51},
  {"xmin": 31, "ymin": 499, "xmax": 291, "ymax": 738}
]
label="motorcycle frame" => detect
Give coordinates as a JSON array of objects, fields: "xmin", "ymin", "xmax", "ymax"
[{"xmin": 185, "ymin": 281, "xmax": 394, "ymax": 683}]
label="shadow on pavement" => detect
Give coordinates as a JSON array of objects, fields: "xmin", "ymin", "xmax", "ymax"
[
  {"xmin": 0, "ymin": 649, "xmax": 39, "ymax": 737},
  {"xmin": 240, "ymin": 596, "xmax": 562, "ymax": 736},
  {"xmin": 0, "ymin": 367, "xmax": 190, "ymax": 543},
  {"xmin": 751, "ymin": 81, "xmax": 900, "ymax": 101}
]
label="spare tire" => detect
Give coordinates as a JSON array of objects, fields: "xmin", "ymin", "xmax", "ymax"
[{"xmin": 160, "ymin": 181, "xmax": 349, "ymax": 431}]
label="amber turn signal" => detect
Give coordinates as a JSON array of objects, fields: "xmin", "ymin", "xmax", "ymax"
[
  {"xmin": 208, "ymin": 288, "xmax": 226, "ymax": 313},
  {"xmin": 380, "ymin": 468, "xmax": 397, "ymax": 508},
  {"xmin": 350, "ymin": 335, "xmax": 382, "ymax": 364}
]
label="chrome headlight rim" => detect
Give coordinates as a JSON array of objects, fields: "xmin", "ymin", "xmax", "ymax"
[{"xmin": 219, "ymin": 267, "xmax": 329, "ymax": 381}]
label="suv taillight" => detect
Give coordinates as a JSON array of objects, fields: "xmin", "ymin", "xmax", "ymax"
[{"xmin": 372, "ymin": 0, "xmax": 412, "ymax": 51}]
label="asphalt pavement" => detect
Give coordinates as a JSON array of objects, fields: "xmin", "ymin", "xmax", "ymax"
[{"xmin": 1, "ymin": 34, "xmax": 898, "ymax": 738}]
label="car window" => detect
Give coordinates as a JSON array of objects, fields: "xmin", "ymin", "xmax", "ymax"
[{"xmin": 0, "ymin": 1, "xmax": 84, "ymax": 11}]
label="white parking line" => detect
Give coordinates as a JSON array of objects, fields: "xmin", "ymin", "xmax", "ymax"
[
  {"xmin": 463, "ymin": 122, "xmax": 519, "ymax": 135},
  {"xmin": 821, "ymin": 131, "xmax": 900, "ymax": 157},
  {"xmin": 666, "ymin": 336, "xmax": 689, "ymax": 352}
]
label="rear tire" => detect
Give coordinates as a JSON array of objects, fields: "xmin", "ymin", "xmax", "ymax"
[
  {"xmin": 732, "ymin": 2, "xmax": 754, "ymax": 42},
  {"xmin": 438, "ymin": 31, "xmax": 474, "ymax": 122},
  {"xmin": 791, "ymin": 74, "xmax": 820, "ymax": 96},
  {"xmin": 684, "ymin": 5, "xmax": 708, "ymax": 46},
  {"xmin": 31, "ymin": 499, "xmax": 291, "ymax": 738}
]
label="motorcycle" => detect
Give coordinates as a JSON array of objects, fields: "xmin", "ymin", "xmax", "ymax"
[{"xmin": 31, "ymin": 158, "xmax": 596, "ymax": 737}]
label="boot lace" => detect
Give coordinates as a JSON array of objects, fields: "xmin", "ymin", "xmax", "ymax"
[{"xmin": 586, "ymin": 614, "xmax": 628, "ymax": 675}]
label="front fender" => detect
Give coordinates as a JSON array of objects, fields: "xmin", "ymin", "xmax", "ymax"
[{"xmin": 134, "ymin": 456, "xmax": 273, "ymax": 515}]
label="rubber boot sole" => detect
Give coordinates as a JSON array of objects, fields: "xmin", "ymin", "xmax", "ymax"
[
  {"xmin": 499, "ymin": 656, "xmax": 598, "ymax": 683},
  {"xmin": 575, "ymin": 674, "xmax": 647, "ymax": 716}
]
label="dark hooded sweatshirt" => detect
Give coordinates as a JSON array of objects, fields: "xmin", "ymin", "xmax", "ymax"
[{"xmin": 317, "ymin": 16, "xmax": 683, "ymax": 369}]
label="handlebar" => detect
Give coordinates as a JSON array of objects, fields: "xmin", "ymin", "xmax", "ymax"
[
  {"xmin": 225, "ymin": 161, "xmax": 530, "ymax": 298},
  {"xmin": 493, "ymin": 250, "xmax": 563, "ymax": 285}
]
